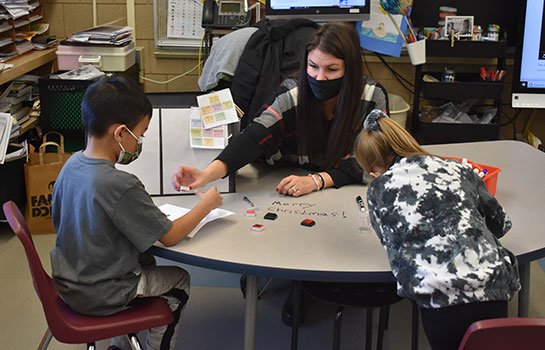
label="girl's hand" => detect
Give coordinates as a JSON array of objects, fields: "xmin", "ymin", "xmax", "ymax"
[{"xmin": 276, "ymin": 175, "xmax": 316, "ymax": 197}]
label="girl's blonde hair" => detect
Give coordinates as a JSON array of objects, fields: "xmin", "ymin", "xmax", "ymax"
[{"xmin": 354, "ymin": 117, "xmax": 435, "ymax": 174}]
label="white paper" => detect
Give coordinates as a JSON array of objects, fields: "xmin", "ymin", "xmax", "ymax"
[
  {"xmin": 196, "ymin": 88, "xmax": 239, "ymax": 129},
  {"xmin": 0, "ymin": 112, "xmax": 14, "ymax": 164},
  {"xmin": 159, "ymin": 203, "xmax": 234, "ymax": 238},
  {"xmin": 55, "ymin": 65, "xmax": 105, "ymax": 80},
  {"xmin": 189, "ymin": 107, "xmax": 227, "ymax": 149}
]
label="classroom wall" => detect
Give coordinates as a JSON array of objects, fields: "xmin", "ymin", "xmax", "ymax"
[
  {"xmin": 44, "ymin": 0, "xmax": 201, "ymax": 93},
  {"xmin": 43, "ymin": 0, "xmax": 545, "ymax": 145}
]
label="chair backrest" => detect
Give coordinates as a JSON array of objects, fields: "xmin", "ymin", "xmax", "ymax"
[
  {"xmin": 2, "ymin": 201, "xmax": 67, "ymax": 334},
  {"xmin": 458, "ymin": 317, "xmax": 545, "ymax": 350}
]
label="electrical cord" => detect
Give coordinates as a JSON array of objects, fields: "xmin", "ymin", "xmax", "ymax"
[
  {"xmin": 140, "ymin": 62, "xmax": 202, "ymax": 84},
  {"xmin": 198, "ymin": 31, "xmax": 206, "ymax": 77},
  {"xmin": 499, "ymin": 109, "xmax": 522, "ymax": 127},
  {"xmin": 374, "ymin": 52, "xmax": 415, "ymax": 94}
]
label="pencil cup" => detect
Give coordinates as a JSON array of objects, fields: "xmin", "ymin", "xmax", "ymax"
[{"xmin": 407, "ymin": 39, "xmax": 426, "ymax": 65}]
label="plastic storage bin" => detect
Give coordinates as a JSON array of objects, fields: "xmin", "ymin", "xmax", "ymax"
[
  {"xmin": 388, "ymin": 93, "xmax": 410, "ymax": 129},
  {"xmin": 448, "ymin": 157, "xmax": 501, "ymax": 195},
  {"xmin": 56, "ymin": 41, "xmax": 136, "ymax": 72},
  {"xmin": 38, "ymin": 77, "xmax": 97, "ymax": 152}
]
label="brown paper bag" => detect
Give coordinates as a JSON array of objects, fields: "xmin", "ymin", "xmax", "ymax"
[{"xmin": 24, "ymin": 132, "xmax": 72, "ymax": 234}]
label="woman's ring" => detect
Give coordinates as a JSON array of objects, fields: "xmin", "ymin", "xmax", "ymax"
[{"xmin": 291, "ymin": 186, "xmax": 297, "ymax": 193}]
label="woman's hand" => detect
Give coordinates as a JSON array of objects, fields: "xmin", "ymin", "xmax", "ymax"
[
  {"xmin": 171, "ymin": 166, "xmax": 208, "ymax": 191},
  {"xmin": 276, "ymin": 175, "xmax": 317, "ymax": 197},
  {"xmin": 171, "ymin": 160, "xmax": 228, "ymax": 192}
]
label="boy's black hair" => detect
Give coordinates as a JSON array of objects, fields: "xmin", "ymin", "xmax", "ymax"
[{"xmin": 81, "ymin": 74, "xmax": 152, "ymax": 137}]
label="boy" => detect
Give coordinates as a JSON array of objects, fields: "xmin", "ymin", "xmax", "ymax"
[{"xmin": 51, "ymin": 75, "xmax": 223, "ymax": 350}]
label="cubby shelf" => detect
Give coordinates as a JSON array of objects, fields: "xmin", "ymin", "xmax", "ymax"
[{"xmin": 411, "ymin": 39, "xmax": 507, "ymax": 143}]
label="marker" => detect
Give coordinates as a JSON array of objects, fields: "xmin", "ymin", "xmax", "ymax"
[
  {"xmin": 356, "ymin": 195, "xmax": 365, "ymax": 213},
  {"xmin": 243, "ymin": 196, "xmax": 255, "ymax": 208},
  {"xmin": 478, "ymin": 169, "xmax": 488, "ymax": 178}
]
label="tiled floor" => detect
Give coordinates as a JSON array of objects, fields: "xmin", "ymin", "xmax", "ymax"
[{"xmin": 2, "ymin": 222, "xmax": 545, "ymax": 350}]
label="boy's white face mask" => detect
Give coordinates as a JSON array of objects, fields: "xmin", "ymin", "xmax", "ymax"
[{"xmin": 116, "ymin": 127, "xmax": 143, "ymax": 165}]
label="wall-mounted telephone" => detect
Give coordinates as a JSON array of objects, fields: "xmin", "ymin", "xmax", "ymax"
[{"xmin": 202, "ymin": 0, "xmax": 251, "ymax": 30}]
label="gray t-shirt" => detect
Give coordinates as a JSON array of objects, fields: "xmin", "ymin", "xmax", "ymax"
[{"xmin": 50, "ymin": 152, "xmax": 173, "ymax": 316}]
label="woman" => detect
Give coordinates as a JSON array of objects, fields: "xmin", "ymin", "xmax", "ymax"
[
  {"xmin": 354, "ymin": 110, "xmax": 520, "ymax": 349},
  {"xmin": 172, "ymin": 22, "xmax": 388, "ymax": 196}
]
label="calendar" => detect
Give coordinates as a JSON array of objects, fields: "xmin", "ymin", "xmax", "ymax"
[{"xmin": 167, "ymin": 0, "xmax": 205, "ymax": 39}]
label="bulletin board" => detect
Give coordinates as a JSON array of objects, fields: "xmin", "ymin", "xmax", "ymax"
[{"xmin": 154, "ymin": 0, "xmax": 205, "ymax": 50}]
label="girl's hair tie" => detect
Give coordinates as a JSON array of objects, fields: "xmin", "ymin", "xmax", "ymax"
[{"xmin": 363, "ymin": 109, "xmax": 389, "ymax": 131}]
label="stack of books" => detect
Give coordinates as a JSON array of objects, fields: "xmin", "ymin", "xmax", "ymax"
[
  {"xmin": 66, "ymin": 25, "xmax": 133, "ymax": 46},
  {"xmin": 0, "ymin": 75, "xmax": 38, "ymax": 137},
  {"xmin": 31, "ymin": 34, "xmax": 56, "ymax": 49}
]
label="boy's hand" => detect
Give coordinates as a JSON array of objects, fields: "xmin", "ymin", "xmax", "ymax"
[
  {"xmin": 171, "ymin": 166, "xmax": 208, "ymax": 191},
  {"xmin": 195, "ymin": 186, "xmax": 223, "ymax": 211}
]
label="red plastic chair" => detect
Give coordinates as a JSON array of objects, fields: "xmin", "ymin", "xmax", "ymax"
[
  {"xmin": 2, "ymin": 201, "xmax": 174, "ymax": 350},
  {"xmin": 458, "ymin": 317, "xmax": 545, "ymax": 350}
]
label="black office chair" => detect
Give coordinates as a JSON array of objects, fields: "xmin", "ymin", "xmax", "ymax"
[{"xmin": 290, "ymin": 281, "xmax": 419, "ymax": 350}]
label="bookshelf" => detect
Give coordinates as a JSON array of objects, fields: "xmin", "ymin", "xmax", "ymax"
[{"xmin": 0, "ymin": 46, "xmax": 56, "ymax": 85}]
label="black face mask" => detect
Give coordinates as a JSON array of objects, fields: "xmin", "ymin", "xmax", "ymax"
[{"xmin": 307, "ymin": 74, "xmax": 344, "ymax": 101}]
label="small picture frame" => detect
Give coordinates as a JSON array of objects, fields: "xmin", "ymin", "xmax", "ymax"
[{"xmin": 445, "ymin": 15, "xmax": 474, "ymax": 38}]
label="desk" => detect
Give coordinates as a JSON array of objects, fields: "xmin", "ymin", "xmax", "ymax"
[{"xmin": 150, "ymin": 140, "xmax": 545, "ymax": 350}]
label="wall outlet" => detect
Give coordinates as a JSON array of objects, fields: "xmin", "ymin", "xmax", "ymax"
[{"xmin": 135, "ymin": 46, "xmax": 145, "ymax": 84}]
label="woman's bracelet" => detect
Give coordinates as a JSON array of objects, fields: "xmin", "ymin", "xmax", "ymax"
[
  {"xmin": 315, "ymin": 172, "xmax": 326, "ymax": 189},
  {"xmin": 308, "ymin": 174, "xmax": 321, "ymax": 191}
]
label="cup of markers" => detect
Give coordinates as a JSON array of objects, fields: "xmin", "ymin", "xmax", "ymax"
[{"xmin": 448, "ymin": 157, "xmax": 501, "ymax": 195}]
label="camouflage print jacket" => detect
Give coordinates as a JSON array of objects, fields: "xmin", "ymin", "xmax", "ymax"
[{"xmin": 366, "ymin": 155, "xmax": 520, "ymax": 309}]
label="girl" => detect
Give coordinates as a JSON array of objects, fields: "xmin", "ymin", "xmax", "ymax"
[{"xmin": 354, "ymin": 109, "xmax": 520, "ymax": 349}]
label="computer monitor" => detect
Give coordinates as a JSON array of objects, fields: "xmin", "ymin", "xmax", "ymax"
[
  {"xmin": 512, "ymin": 0, "xmax": 545, "ymax": 108},
  {"xmin": 265, "ymin": 0, "xmax": 370, "ymax": 22}
]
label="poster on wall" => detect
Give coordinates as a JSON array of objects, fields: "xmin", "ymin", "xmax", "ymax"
[{"xmin": 357, "ymin": 0, "xmax": 408, "ymax": 57}]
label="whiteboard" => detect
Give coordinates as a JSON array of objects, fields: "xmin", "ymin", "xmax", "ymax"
[
  {"xmin": 117, "ymin": 108, "xmax": 231, "ymax": 195},
  {"xmin": 161, "ymin": 108, "xmax": 230, "ymax": 194},
  {"xmin": 116, "ymin": 109, "xmax": 161, "ymax": 195}
]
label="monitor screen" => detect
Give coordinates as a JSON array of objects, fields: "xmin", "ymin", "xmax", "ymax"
[
  {"xmin": 266, "ymin": 0, "xmax": 370, "ymax": 22},
  {"xmin": 512, "ymin": 0, "xmax": 545, "ymax": 108}
]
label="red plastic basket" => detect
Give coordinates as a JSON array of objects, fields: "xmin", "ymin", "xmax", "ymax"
[{"xmin": 447, "ymin": 157, "xmax": 501, "ymax": 196}]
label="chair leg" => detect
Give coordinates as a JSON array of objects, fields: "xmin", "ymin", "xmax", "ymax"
[
  {"xmin": 128, "ymin": 333, "xmax": 144, "ymax": 350},
  {"xmin": 291, "ymin": 281, "xmax": 303, "ymax": 350},
  {"xmin": 257, "ymin": 277, "xmax": 273, "ymax": 299},
  {"xmin": 376, "ymin": 307, "xmax": 388, "ymax": 350},
  {"xmin": 365, "ymin": 308, "xmax": 374, "ymax": 350},
  {"xmin": 333, "ymin": 305, "xmax": 344, "ymax": 350},
  {"xmin": 38, "ymin": 328, "xmax": 53, "ymax": 350},
  {"xmin": 384, "ymin": 305, "xmax": 390, "ymax": 330},
  {"xmin": 411, "ymin": 301, "xmax": 419, "ymax": 350}
]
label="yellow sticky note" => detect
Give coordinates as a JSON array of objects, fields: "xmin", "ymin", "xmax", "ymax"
[
  {"xmin": 208, "ymin": 95, "xmax": 220, "ymax": 104},
  {"xmin": 203, "ymin": 138, "xmax": 214, "ymax": 146},
  {"xmin": 222, "ymin": 100, "xmax": 233, "ymax": 110},
  {"xmin": 190, "ymin": 128, "xmax": 202, "ymax": 137},
  {"xmin": 203, "ymin": 114, "xmax": 215, "ymax": 124}
]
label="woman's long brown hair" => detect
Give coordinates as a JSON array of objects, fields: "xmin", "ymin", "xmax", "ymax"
[{"xmin": 296, "ymin": 22, "xmax": 365, "ymax": 169}]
